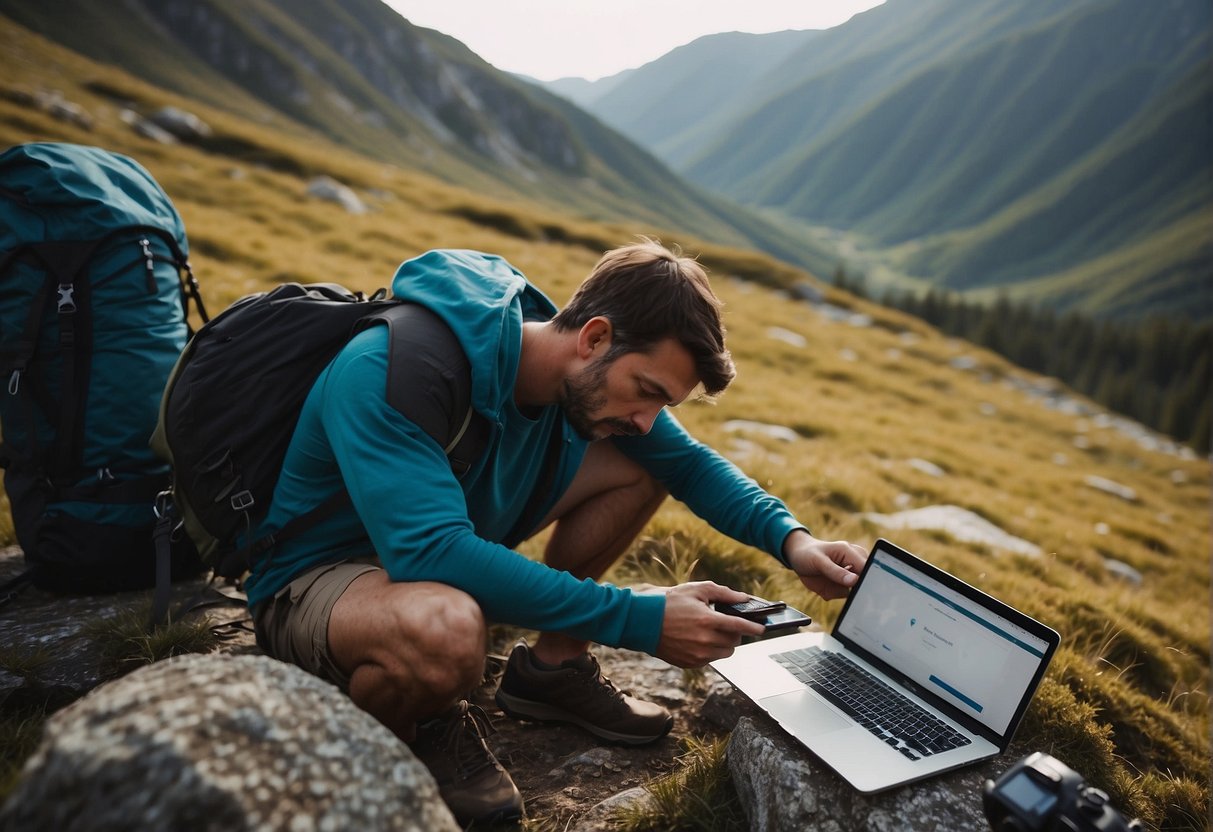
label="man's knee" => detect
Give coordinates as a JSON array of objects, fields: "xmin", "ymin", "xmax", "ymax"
[{"xmin": 382, "ymin": 583, "xmax": 487, "ymax": 695}]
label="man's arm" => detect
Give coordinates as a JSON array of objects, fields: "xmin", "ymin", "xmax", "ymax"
[{"xmin": 615, "ymin": 411, "xmax": 869, "ymax": 598}]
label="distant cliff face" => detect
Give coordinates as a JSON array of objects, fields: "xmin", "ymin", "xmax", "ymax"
[{"xmin": 133, "ymin": 0, "xmax": 582, "ymax": 175}]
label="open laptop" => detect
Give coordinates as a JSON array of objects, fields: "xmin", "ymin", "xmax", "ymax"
[{"xmin": 711, "ymin": 538, "xmax": 1059, "ymax": 793}]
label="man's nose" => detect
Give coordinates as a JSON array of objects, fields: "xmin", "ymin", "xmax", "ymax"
[{"xmin": 631, "ymin": 406, "xmax": 662, "ymax": 435}]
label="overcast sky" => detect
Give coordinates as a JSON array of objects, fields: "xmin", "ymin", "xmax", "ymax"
[{"xmin": 383, "ymin": 1, "xmax": 886, "ymax": 82}]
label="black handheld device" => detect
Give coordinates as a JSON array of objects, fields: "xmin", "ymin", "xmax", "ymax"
[
  {"xmin": 718, "ymin": 595, "xmax": 785, "ymax": 619},
  {"xmin": 717, "ymin": 596, "xmax": 811, "ymax": 632}
]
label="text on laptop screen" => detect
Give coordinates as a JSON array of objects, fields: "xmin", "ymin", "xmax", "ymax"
[{"xmin": 836, "ymin": 547, "xmax": 1051, "ymax": 736}]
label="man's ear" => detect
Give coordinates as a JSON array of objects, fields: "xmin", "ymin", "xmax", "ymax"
[{"xmin": 577, "ymin": 316, "xmax": 613, "ymax": 360}]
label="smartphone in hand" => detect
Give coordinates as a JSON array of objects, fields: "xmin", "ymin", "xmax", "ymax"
[{"xmin": 717, "ymin": 596, "xmax": 811, "ymax": 632}]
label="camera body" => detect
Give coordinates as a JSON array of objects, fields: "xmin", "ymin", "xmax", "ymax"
[{"xmin": 983, "ymin": 752, "xmax": 1143, "ymax": 832}]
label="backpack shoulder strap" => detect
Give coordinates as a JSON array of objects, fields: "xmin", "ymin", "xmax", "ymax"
[
  {"xmin": 365, "ymin": 302, "xmax": 489, "ymax": 474},
  {"xmin": 239, "ymin": 301, "xmax": 488, "ymax": 568}
]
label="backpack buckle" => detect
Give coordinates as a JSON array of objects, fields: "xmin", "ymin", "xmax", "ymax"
[
  {"xmin": 230, "ymin": 490, "xmax": 255, "ymax": 512},
  {"xmin": 56, "ymin": 284, "xmax": 77, "ymax": 314}
]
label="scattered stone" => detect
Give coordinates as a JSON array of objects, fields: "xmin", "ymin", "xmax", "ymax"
[
  {"xmin": 862, "ymin": 505, "xmax": 1041, "ymax": 557},
  {"xmin": 1052, "ymin": 453, "xmax": 1069, "ymax": 466},
  {"xmin": 790, "ymin": 282, "xmax": 825, "ymax": 304},
  {"xmin": 549, "ymin": 746, "xmax": 618, "ymax": 777},
  {"xmin": 149, "ymin": 106, "xmax": 213, "ymax": 140},
  {"xmin": 40, "ymin": 92, "xmax": 94, "ymax": 130},
  {"xmin": 723, "ymin": 420, "xmax": 800, "ymax": 443},
  {"xmin": 838, "ymin": 347, "xmax": 859, "ymax": 362},
  {"xmin": 766, "ymin": 327, "xmax": 806, "ymax": 348},
  {"xmin": 5, "ymin": 87, "xmax": 95, "ymax": 129},
  {"xmin": 728, "ymin": 716, "xmax": 999, "ymax": 831},
  {"xmin": 1094, "ymin": 522, "xmax": 1111, "ymax": 536},
  {"xmin": 950, "ymin": 355, "xmax": 978, "ymax": 371},
  {"xmin": 979, "ymin": 402, "xmax": 998, "ymax": 416},
  {"xmin": 1083, "ymin": 475, "xmax": 1137, "ymax": 503},
  {"xmin": 814, "ymin": 303, "xmax": 871, "ymax": 326},
  {"xmin": 0, "ymin": 653, "xmax": 457, "ymax": 831},
  {"xmin": 908, "ymin": 458, "xmax": 946, "ymax": 478},
  {"xmin": 1170, "ymin": 470, "xmax": 1187, "ymax": 485},
  {"xmin": 307, "ymin": 176, "xmax": 367, "ymax": 214},
  {"xmin": 1103, "ymin": 559, "xmax": 1143, "ymax": 587},
  {"xmin": 567, "ymin": 786, "xmax": 655, "ymax": 832},
  {"xmin": 120, "ymin": 108, "xmax": 178, "ymax": 144}
]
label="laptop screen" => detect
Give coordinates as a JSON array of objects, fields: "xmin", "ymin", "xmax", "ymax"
[{"xmin": 835, "ymin": 542, "xmax": 1056, "ymax": 738}]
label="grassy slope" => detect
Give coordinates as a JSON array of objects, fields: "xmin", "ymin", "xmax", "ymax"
[{"xmin": 0, "ymin": 17, "xmax": 1209, "ymax": 829}]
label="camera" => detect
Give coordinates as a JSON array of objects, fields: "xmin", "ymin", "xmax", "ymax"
[{"xmin": 983, "ymin": 752, "xmax": 1143, "ymax": 831}]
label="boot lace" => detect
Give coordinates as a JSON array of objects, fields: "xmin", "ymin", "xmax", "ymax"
[{"xmin": 439, "ymin": 701, "xmax": 501, "ymax": 778}]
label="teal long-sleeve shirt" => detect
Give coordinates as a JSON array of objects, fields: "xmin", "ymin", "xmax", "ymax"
[{"xmin": 243, "ymin": 250, "xmax": 805, "ymax": 655}]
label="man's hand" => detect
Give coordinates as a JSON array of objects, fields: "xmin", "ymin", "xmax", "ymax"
[
  {"xmin": 783, "ymin": 530, "xmax": 868, "ymax": 600},
  {"xmin": 645, "ymin": 582, "xmax": 766, "ymax": 668}
]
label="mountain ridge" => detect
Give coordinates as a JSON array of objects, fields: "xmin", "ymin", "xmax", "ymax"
[
  {"xmin": 0, "ymin": 0, "xmax": 827, "ymax": 271},
  {"xmin": 554, "ymin": 0, "xmax": 1212, "ymax": 321}
]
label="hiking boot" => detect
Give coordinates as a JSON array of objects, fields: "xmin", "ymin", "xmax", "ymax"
[
  {"xmin": 409, "ymin": 700, "xmax": 523, "ymax": 827},
  {"xmin": 494, "ymin": 642, "xmax": 674, "ymax": 745},
  {"xmin": 469, "ymin": 653, "xmax": 509, "ymax": 711}
]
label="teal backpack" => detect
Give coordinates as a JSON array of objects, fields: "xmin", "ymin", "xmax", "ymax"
[{"xmin": 0, "ymin": 142, "xmax": 208, "ymax": 594}]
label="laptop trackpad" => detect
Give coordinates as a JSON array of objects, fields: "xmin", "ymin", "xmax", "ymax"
[{"xmin": 760, "ymin": 688, "xmax": 852, "ymax": 736}]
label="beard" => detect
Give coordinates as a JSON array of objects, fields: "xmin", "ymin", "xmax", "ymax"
[{"xmin": 559, "ymin": 356, "xmax": 639, "ymax": 441}]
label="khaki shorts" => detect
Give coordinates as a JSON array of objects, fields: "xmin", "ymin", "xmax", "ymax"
[{"xmin": 252, "ymin": 557, "xmax": 382, "ymax": 690}]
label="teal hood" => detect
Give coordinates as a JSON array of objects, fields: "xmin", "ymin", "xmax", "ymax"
[{"xmin": 390, "ymin": 249, "xmax": 558, "ymax": 420}]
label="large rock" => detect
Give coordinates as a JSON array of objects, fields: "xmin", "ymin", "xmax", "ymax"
[
  {"xmin": 861, "ymin": 505, "xmax": 1041, "ymax": 557},
  {"xmin": 0, "ymin": 546, "xmax": 254, "ymax": 711},
  {"xmin": 0, "ymin": 653, "xmax": 458, "ymax": 831},
  {"xmin": 728, "ymin": 716, "xmax": 1006, "ymax": 831}
]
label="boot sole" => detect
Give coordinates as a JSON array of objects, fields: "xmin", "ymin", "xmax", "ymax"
[
  {"xmin": 457, "ymin": 803, "xmax": 524, "ymax": 828},
  {"xmin": 495, "ymin": 689, "xmax": 673, "ymax": 746}
]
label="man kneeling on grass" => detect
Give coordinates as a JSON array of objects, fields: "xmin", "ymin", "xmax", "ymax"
[{"xmin": 245, "ymin": 239, "xmax": 868, "ymax": 826}]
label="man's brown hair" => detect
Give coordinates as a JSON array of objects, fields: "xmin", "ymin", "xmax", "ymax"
[{"xmin": 551, "ymin": 239, "xmax": 735, "ymax": 396}]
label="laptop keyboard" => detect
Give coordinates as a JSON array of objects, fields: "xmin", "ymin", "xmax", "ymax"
[{"xmin": 772, "ymin": 646, "xmax": 971, "ymax": 761}]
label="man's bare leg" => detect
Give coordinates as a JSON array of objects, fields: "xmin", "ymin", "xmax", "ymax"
[
  {"xmin": 327, "ymin": 571, "xmax": 525, "ymax": 824},
  {"xmin": 529, "ymin": 440, "xmax": 667, "ymax": 666},
  {"xmin": 327, "ymin": 572, "xmax": 487, "ymax": 741}
]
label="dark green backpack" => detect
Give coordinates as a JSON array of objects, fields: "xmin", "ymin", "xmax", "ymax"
[
  {"xmin": 151, "ymin": 283, "xmax": 491, "ymax": 583},
  {"xmin": 0, "ymin": 142, "xmax": 208, "ymax": 593}
]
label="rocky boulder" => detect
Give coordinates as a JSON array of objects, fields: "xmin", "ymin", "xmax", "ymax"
[
  {"xmin": 149, "ymin": 106, "xmax": 213, "ymax": 141},
  {"xmin": 0, "ymin": 546, "xmax": 253, "ymax": 712},
  {"xmin": 0, "ymin": 652, "xmax": 458, "ymax": 832},
  {"xmin": 306, "ymin": 176, "xmax": 367, "ymax": 214},
  {"xmin": 727, "ymin": 715, "xmax": 1008, "ymax": 830}
]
